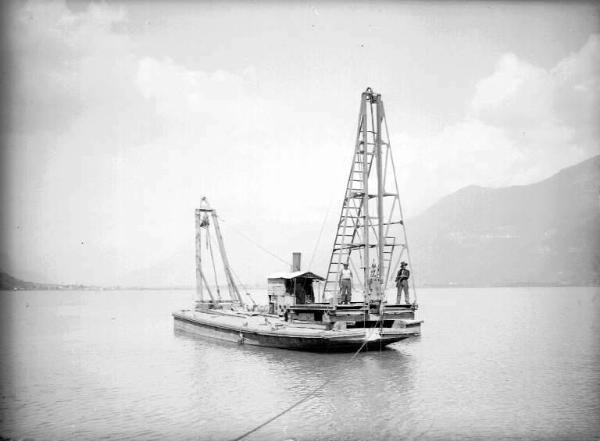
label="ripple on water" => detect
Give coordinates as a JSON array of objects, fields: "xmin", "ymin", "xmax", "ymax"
[{"xmin": 1, "ymin": 288, "xmax": 599, "ymax": 440}]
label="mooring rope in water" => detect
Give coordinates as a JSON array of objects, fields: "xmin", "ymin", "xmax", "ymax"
[{"xmin": 229, "ymin": 317, "xmax": 384, "ymax": 441}]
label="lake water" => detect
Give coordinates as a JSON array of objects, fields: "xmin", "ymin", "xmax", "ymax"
[{"xmin": 1, "ymin": 287, "xmax": 599, "ymax": 441}]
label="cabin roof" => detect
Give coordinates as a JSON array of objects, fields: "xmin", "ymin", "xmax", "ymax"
[{"xmin": 267, "ymin": 270, "xmax": 325, "ymax": 281}]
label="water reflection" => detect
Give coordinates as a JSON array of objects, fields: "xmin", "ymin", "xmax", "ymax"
[
  {"xmin": 2, "ymin": 288, "xmax": 598, "ymax": 441},
  {"xmin": 174, "ymin": 327, "xmax": 419, "ymax": 441}
]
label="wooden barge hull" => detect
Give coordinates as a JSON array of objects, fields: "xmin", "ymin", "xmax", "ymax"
[{"xmin": 173, "ymin": 310, "xmax": 418, "ymax": 352}]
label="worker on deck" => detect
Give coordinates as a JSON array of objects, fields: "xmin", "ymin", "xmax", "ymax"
[
  {"xmin": 339, "ymin": 263, "xmax": 353, "ymax": 304},
  {"xmin": 395, "ymin": 262, "xmax": 410, "ymax": 304}
]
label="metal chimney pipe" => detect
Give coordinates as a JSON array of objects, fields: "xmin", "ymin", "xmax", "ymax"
[{"xmin": 292, "ymin": 252, "xmax": 301, "ymax": 272}]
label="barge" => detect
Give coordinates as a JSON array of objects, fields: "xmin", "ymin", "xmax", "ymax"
[{"xmin": 173, "ymin": 87, "xmax": 422, "ymax": 352}]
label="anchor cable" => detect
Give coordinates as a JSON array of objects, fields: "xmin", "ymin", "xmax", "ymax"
[{"xmin": 229, "ymin": 314, "xmax": 384, "ymax": 441}]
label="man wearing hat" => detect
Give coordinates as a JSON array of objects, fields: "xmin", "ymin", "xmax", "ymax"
[
  {"xmin": 395, "ymin": 262, "xmax": 410, "ymax": 304},
  {"xmin": 338, "ymin": 263, "xmax": 353, "ymax": 304}
]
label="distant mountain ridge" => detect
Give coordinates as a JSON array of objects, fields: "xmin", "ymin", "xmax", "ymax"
[
  {"xmin": 409, "ymin": 155, "xmax": 600, "ymax": 286},
  {"xmin": 0, "ymin": 271, "xmax": 84, "ymax": 290},
  {"xmin": 0, "ymin": 271, "xmax": 181, "ymax": 291},
  {"xmin": 4, "ymin": 156, "xmax": 598, "ymax": 290}
]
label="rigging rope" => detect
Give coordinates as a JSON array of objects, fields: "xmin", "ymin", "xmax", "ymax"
[
  {"xmin": 229, "ymin": 265, "xmax": 256, "ymax": 307},
  {"xmin": 383, "ymin": 117, "xmax": 418, "ymax": 305},
  {"xmin": 308, "ymin": 199, "xmax": 333, "ymax": 270},
  {"xmin": 218, "ymin": 216, "xmax": 290, "ymax": 267}
]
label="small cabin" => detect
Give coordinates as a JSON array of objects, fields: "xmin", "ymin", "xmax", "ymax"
[{"xmin": 267, "ymin": 271, "xmax": 325, "ymax": 315}]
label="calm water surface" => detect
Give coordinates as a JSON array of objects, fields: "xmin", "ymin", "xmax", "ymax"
[{"xmin": 1, "ymin": 287, "xmax": 599, "ymax": 441}]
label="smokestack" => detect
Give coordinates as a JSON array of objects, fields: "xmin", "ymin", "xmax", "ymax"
[{"xmin": 292, "ymin": 252, "xmax": 301, "ymax": 272}]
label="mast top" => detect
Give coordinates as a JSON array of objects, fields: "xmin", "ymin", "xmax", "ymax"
[
  {"xmin": 197, "ymin": 196, "xmax": 214, "ymax": 213},
  {"xmin": 363, "ymin": 87, "xmax": 381, "ymax": 102}
]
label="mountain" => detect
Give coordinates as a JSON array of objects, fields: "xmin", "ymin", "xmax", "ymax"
[
  {"xmin": 408, "ymin": 155, "xmax": 600, "ymax": 286},
  {"xmin": 0, "ymin": 272, "xmax": 39, "ymax": 290},
  {"xmin": 0, "ymin": 271, "xmax": 65, "ymax": 290},
  {"xmin": 0, "ymin": 271, "xmax": 100, "ymax": 291}
]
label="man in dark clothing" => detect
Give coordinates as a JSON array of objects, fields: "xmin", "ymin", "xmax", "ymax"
[{"xmin": 395, "ymin": 262, "xmax": 410, "ymax": 304}]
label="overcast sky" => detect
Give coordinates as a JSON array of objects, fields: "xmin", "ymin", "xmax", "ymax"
[{"xmin": 1, "ymin": 1, "xmax": 599, "ymax": 286}]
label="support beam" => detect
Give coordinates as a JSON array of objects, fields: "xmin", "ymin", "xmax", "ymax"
[
  {"xmin": 375, "ymin": 96, "xmax": 385, "ymax": 294},
  {"xmin": 211, "ymin": 211, "xmax": 243, "ymax": 305},
  {"xmin": 194, "ymin": 209, "xmax": 204, "ymax": 302},
  {"xmin": 361, "ymin": 91, "xmax": 369, "ymax": 295}
]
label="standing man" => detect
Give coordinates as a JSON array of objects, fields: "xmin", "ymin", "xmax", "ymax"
[
  {"xmin": 339, "ymin": 263, "xmax": 353, "ymax": 304},
  {"xmin": 395, "ymin": 262, "xmax": 410, "ymax": 304}
]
